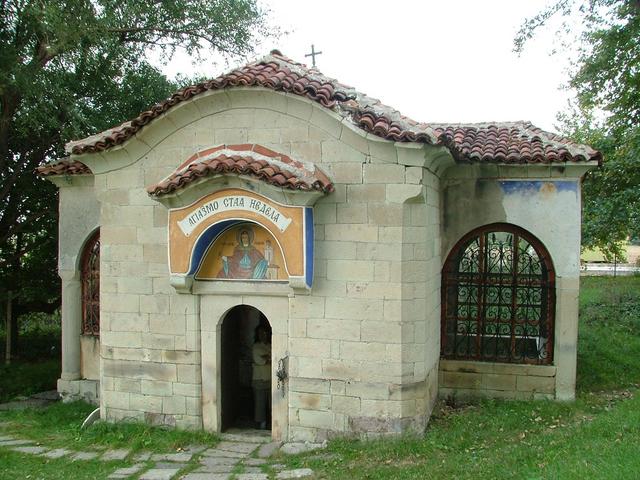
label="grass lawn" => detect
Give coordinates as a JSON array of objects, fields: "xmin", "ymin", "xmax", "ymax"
[
  {"xmin": 0, "ymin": 402, "xmax": 219, "ymax": 479},
  {"xmin": 0, "ymin": 449, "xmax": 123, "ymax": 480},
  {"xmin": 276, "ymin": 276, "xmax": 640, "ymax": 479},
  {"xmin": 0, "ymin": 401, "xmax": 218, "ymax": 453},
  {"xmin": 0, "ymin": 276, "xmax": 638, "ymax": 479},
  {"xmin": 292, "ymin": 392, "xmax": 640, "ymax": 479},
  {"xmin": 577, "ymin": 276, "xmax": 640, "ymax": 392}
]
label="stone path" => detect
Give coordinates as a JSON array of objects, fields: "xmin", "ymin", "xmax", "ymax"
[
  {"xmin": 0, "ymin": 390, "xmax": 60, "ymax": 411},
  {"xmin": 0, "ymin": 427, "xmax": 322, "ymax": 479}
]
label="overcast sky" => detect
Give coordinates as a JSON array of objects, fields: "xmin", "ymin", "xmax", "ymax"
[{"xmin": 161, "ymin": 0, "xmax": 574, "ymax": 133}]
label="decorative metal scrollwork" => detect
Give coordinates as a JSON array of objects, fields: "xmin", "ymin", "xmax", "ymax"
[
  {"xmin": 276, "ymin": 356, "xmax": 288, "ymax": 397},
  {"xmin": 441, "ymin": 225, "xmax": 555, "ymax": 364},
  {"xmin": 81, "ymin": 231, "xmax": 100, "ymax": 336}
]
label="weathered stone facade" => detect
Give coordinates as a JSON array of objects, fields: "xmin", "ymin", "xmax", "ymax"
[{"xmin": 42, "ymin": 53, "xmax": 598, "ymax": 441}]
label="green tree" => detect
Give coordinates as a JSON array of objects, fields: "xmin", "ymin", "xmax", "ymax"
[
  {"xmin": 515, "ymin": 0, "xmax": 640, "ymax": 260},
  {"xmin": 0, "ymin": 0, "xmax": 274, "ymax": 358}
]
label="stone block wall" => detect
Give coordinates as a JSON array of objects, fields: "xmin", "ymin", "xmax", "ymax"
[
  {"xmin": 68, "ymin": 88, "xmax": 585, "ymax": 439},
  {"xmin": 73, "ymin": 89, "xmax": 449, "ymax": 438},
  {"xmin": 439, "ymin": 360, "xmax": 556, "ymax": 400},
  {"xmin": 54, "ymin": 176, "xmax": 101, "ymax": 404},
  {"xmin": 440, "ymin": 165, "xmax": 587, "ymax": 401},
  {"xmin": 80, "ymin": 335, "xmax": 100, "ymax": 380},
  {"xmin": 94, "ymin": 157, "xmax": 202, "ymax": 429}
]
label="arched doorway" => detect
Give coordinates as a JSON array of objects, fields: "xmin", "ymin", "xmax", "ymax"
[{"xmin": 221, "ymin": 305, "xmax": 272, "ymax": 431}]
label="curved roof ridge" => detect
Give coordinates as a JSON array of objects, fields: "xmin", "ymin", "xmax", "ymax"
[
  {"xmin": 432, "ymin": 121, "xmax": 601, "ymax": 164},
  {"xmin": 147, "ymin": 144, "xmax": 334, "ymax": 196},
  {"xmin": 62, "ymin": 50, "xmax": 600, "ymax": 165},
  {"xmin": 36, "ymin": 158, "xmax": 92, "ymax": 176}
]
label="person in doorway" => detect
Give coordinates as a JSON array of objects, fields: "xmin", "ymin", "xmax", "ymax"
[{"xmin": 252, "ymin": 324, "xmax": 271, "ymax": 429}]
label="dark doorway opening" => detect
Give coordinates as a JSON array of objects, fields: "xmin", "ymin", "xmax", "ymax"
[{"xmin": 221, "ymin": 305, "xmax": 272, "ymax": 431}]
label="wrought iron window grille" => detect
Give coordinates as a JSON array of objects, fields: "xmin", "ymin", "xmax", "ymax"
[
  {"xmin": 81, "ymin": 231, "xmax": 100, "ymax": 336},
  {"xmin": 441, "ymin": 224, "xmax": 555, "ymax": 365}
]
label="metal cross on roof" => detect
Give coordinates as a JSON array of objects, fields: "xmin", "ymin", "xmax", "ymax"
[{"xmin": 305, "ymin": 44, "xmax": 322, "ymax": 67}]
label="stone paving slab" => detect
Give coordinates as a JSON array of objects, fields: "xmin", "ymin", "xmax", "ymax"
[
  {"xmin": 101, "ymin": 448, "xmax": 131, "ymax": 461},
  {"xmin": 0, "ymin": 428, "xmax": 304, "ymax": 480},
  {"xmin": 70, "ymin": 451, "xmax": 99, "ymax": 461},
  {"xmin": 151, "ymin": 452, "xmax": 194, "ymax": 462},
  {"xmin": 0, "ymin": 439, "xmax": 34, "ymax": 446},
  {"xmin": 219, "ymin": 433, "xmax": 270, "ymax": 444},
  {"xmin": 194, "ymin": 464, "xmax": 235, "ymax": 474},
  {"xmin": 180, "ymin": 444, "xmax": 209, "ymax": 454},
  {"xmin": 107, "ymin": 463, "xmax": 146, "ymax": 479},
  {"xmin": 200, "ymin": 456, "xmax": 237, "ymax": 467},
  {"xmin": 155, "ymin": 462, "xmax": 188, "ymax": 470},
  {"xmin": 201, "ymin": 448, "xmax": 247, "ymax": 459},
  {"xmin": 181, "ymin": 473, "xmax": 230, "ymax": 480},
  {"xmin": 139, "ymin": 468, "xmax": 181, "ymax": 480},
  {"xmin": 133, "ymin": 451, "xmax": 152, "ymax": 461},
  {"xmin": 235, "ymin": 474, "xmax": 268, "ymax": 480},
  {"xmin": 216, "ymin": 442, "xmax": 258, "ymax": 454},
  {"xmin": 276, "ymin": 469, "xmax": 315, "ymax": 479},
  {"xmin": 257, "ymin": 441, "xmax": 282, "ymax": 458},
  {"xmin": 11, "ymin": 445, "xmax": 48, "ymax": 454},
  {"xmin": 42, "ymin": 448, "xmax": 72, "ymax": 459}
]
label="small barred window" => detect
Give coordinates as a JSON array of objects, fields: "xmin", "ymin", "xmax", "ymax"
[
  {"xmin": 81, "ymin": 231, "xmax": 100, "ymax": 336},
  {"xmin": 441, "ymin": 224, "xmax": 555, "ymax": 364}
]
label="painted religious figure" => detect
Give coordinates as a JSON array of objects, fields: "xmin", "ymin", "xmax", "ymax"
[
  {"xmin": 195, "ymin": 223, "xmax": 287, "ymax": 281},
  {"xmin": 263, "ymin": 239, "xmax": 280, "ymax": 280},
  {"xmin": 218, "ymin": 228, "xmax": 268, "ymax": 279}
]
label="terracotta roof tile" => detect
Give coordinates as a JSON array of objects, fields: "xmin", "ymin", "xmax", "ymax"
[
  {"xmin": 36, "ymin": 159, "xmax": 91, "ymax": 176},
  {"xmin": 432, "ymin": 121, "xmax": 601, "ymax": 164},
  {"xmin": 147, "ymin": 144, "xmax": 334, "ymax": 196},
  {"xmin": 64, "ymin": 50, "xmax": 601, "ymax": 165}
]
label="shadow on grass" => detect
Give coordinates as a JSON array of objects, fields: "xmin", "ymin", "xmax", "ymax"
[{"xmin": 0, "ymin": 359, "xmax": 60, "ymax": 403}]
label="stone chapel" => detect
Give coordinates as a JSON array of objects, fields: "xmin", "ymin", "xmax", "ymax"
[{"xmin": 38, "ymin": 51, "xmax": 601, "ymax": 441}]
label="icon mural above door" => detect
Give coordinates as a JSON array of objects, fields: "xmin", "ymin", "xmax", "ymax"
[
  {"xmin": 167, "ymin": 188, "xmax": 314, "ymax": 289},
  {"xmin": 196, "ymin": 223, "xmax": 286, "ymax": 281}
]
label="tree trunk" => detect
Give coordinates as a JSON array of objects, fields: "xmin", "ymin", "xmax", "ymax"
[
  {"xmin": 9, "ymin": 304, "xmax": 17, "ymax": 357},
  {"xmin": 5, "ymin": 291, "xmax": 12, "ymax": 365}
]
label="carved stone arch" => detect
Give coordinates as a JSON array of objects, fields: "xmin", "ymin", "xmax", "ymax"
[
  {"xmin": 200, "ymin": 295, "xmax": 289, "ymax": 439},
  {"xmin": 73, "ymin": 226, "xmax": 100, "ymax": 272}
]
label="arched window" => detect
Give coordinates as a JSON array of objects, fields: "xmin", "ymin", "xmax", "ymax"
[
  {"xmin": 81, "ymin": 231, "xmax": 100, "ymax": 335},
  {"xmin": 441, "ymin": 224, "xmax": 555, "ymax": 365}
]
